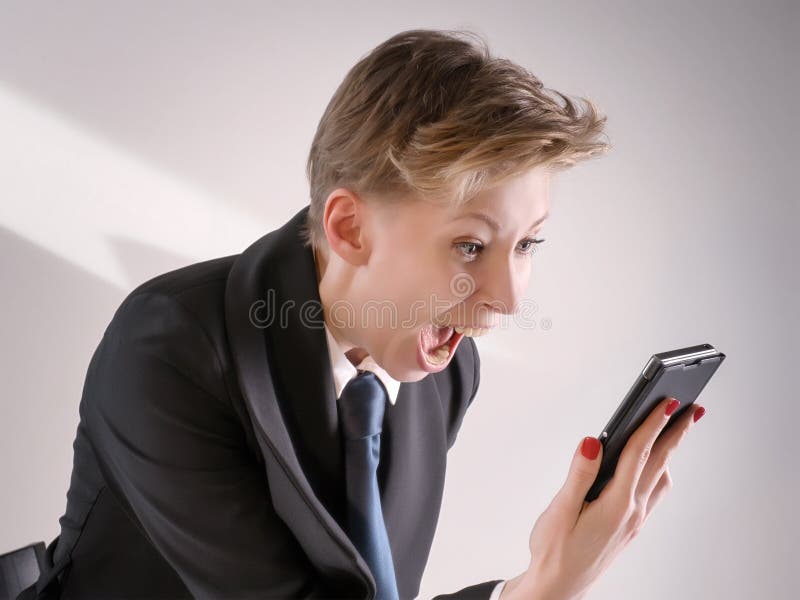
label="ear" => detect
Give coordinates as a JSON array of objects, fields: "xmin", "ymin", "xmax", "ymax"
[{"xmin": 322, "ymin": 188, "xmax": 371, "ymax": 266}]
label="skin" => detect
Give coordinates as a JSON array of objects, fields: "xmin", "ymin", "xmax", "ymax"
[
  {"xmin": 314, "ymin": 166, "xmax": 705, "ymax": 599},
  {"xmin": 315, "ymin": 166, "xmax": 551, "ymax": 381},
  {"xmin": 501, "ymin": 397, "xmax": 704, "ymax": 599}
]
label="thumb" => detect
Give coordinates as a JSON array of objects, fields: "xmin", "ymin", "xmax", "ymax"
[{"xmin": 556, "ymin": 436, "xmax": 604, "ymax": 516}]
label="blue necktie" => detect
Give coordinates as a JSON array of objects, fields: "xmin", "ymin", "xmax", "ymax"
[{"xmin": 337, "ymin": 370, "xmax": 400, "ymax": 600}]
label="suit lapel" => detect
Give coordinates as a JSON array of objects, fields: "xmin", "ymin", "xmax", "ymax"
[
  {"xmin": 224, "ymin": 205, "xmax": 449, "ymax": 598},
  {"xmin": 256, "ymin": 215, "xmax": 348, "ymax": 529},
  {"xmin": 224, "ymin": 206, "xmax": 373, "ymax": 595}
]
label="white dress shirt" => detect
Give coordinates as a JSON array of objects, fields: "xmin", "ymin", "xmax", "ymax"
[
  {"xmin": 323, "ymin": 323, "xmax": 401, "ymax": 405},
  {"xmin": 321, "ymin": 323, "xmax": 506, "ymax": 600}
]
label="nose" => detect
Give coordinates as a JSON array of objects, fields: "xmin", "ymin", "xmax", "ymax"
[{"xmin": 476, "ymin": 256, "xmax": 529, "ymax": 317}]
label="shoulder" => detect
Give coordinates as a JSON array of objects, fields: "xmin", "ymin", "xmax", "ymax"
[
  {"xmin": 112, "ymin": 253, "xmax": 238, "ymax": 347},
  {"xmin": 121, "ymin": 254, "xmax": 237, "ymax": 325},
  {"xmin": 100, "ymin": 255, "xmax": 240, "ymax": 402}
]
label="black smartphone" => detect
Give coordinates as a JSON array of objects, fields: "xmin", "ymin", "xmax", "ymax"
[{"xmin": 584, "ymin": 343, "xmax": 726, "ymax": 502}]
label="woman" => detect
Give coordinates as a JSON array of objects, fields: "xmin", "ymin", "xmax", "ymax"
[{"xmin": 24, "ymin": 28, "xmax": 704, "ymax": 600}]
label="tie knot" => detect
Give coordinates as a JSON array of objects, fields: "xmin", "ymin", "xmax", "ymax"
[{"xmin": 338, "ymin": 371, "xmax": 387, "ymax": 440}]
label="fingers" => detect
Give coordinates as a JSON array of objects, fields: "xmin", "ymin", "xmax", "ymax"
[
  {"xmin": 643, "ymin": 468, "xmax": 672, "ymax": 522},
  {"xmin": 556, "ymin": 436, "xmax": 604, "ymax": 520},
  {"xmin": 606, "ymin": 396, "xmax": 682, "ymax": 504},
  {"xmin": 634, "ymin": 404, "xmax": 703, "ymax": 505},
  {"xmin": 623, "ymin": 468, "xmax": 673, "ymax": 549}
]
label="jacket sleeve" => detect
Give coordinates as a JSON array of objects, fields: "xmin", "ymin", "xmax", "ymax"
[
  {"xmin": 82, "ymin": 292, "xmax": 326, "ymax": 599},
  {"xmin": 432, "ymin": 579, "xmax": 506, "ymax": 599}
]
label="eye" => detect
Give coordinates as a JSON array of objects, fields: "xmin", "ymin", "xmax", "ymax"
[
  {"xmin": 454, "ymin": 237, "xmax": 546, "ymax": 262},
  {"xmin": 455, "ymin": 241, "xmax": 483, "ymax": 260},
  {"xmin": 518, "ymin": 237, "xmax": 546, "ymax": 255}
]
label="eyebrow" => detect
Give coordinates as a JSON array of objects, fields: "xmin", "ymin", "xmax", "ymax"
[{"xmin": 453, "ymin": 210, "xmax": 549, "ymax": 232}]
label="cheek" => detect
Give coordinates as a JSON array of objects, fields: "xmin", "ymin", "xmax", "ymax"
[{"xmin": 373, "ymin": 241, "xmax": 461, "ymax": 322}]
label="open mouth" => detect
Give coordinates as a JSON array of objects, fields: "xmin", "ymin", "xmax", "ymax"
[{"xmin": 417, "ymin": 323, "xmax": 465, "ymax": 372}]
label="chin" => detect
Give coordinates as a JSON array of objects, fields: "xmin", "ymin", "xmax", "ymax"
[
  {"xmin": 374, "ymin": 338, "xmax": 434, "ymax": 383},
  {"xmin": 381, "ymin": 357, "xmax": 431, "ymax": 383},
  {"xmin": 375, "ymin": 326, "xmax": 464, "ymax": 382}
]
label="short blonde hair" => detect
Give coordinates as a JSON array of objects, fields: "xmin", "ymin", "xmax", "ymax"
[{"xmin": 301, "ymin": 28, "xmax": 609, "ymax": 250}]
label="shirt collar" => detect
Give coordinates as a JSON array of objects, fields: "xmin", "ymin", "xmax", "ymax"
[{"xmin": 322, "ymin": 322, "xmax": 401, "ymax": 405}]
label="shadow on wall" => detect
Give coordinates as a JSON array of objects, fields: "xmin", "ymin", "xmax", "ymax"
[{"xmin": 0, "ymin": 223, "xmax": 194, "ymax": 547}]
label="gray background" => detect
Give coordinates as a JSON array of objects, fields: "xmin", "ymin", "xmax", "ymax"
[{"xmin": 1, "ymin": 1, "xmax": 796, "ymax": 598}]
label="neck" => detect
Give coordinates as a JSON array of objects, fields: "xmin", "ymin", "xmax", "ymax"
[{"xmin": 313, "ymin": 244, "xmax": 368, "ymax": 366}]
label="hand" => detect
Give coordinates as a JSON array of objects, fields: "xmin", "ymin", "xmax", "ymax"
[{"xmin": 501, "ymin": 397, "xmax": 705, "ymax": 600}]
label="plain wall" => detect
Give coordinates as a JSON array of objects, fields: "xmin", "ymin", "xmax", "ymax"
[{"xmin": 1, "ymin": 1, "xmax": 796, "ymax": 598}]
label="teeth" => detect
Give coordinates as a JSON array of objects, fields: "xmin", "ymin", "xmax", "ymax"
[
  {"xmin": 427, "ymin": 347, "xmax": 449, "ymax": 365},
  {"xmin": 453, "ymin": 326, "xmax": 489, "ymax": 337},
  {"xmin": 425, "ymin": 323, "xmax": 491, "ymax": 368}
]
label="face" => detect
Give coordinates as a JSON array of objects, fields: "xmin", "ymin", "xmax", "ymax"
[{"xmin": 317, "ymin": 166, "xmax": 551, "ymax": 382}]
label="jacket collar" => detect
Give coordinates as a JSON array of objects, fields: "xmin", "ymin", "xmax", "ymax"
[{"xmin": 223, "ymin": 205, "xmax": 372, "ymax": 594}]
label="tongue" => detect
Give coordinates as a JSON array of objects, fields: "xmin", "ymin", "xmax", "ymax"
[{"xmin": 421, "ymin": 323, "xmax": 452, "ymax": 352}]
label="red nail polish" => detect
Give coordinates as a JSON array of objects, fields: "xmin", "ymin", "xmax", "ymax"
[
  {"xmin": 693, "ymin": 406, "xmax": 706, "ymax": 422},
  {"xmin": 665, "ymin": 398, "xmax": 680, "ymax": 416},
  {"xmin": 581, "ymin": 436, "xmax": 601, "ymax": 460}
]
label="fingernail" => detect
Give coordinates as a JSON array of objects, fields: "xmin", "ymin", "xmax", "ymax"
[
  {"xmin": 581, "ymin": 436, "xmax": 601, "ymax": 460},
  {"xmin": 665, "ymin": 398, "xmax": 680, "ymax": 416},
  {"xmin": 693, "ymin": 406, "xmax": 706, "ymax": 422}
]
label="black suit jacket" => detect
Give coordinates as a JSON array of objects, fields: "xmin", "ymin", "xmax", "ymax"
[{"xmin": 23, "ymin": 205, "xmax": 503, "ymax": 599}]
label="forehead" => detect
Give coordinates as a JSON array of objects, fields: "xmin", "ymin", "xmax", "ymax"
[
  {"xmin": 443, "ymin": 168, "xmax": 551, "ymax": 226},
  {"xmin": 370, "ymin": 168, "xmax": 551, "ymax": 231}
]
